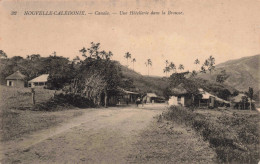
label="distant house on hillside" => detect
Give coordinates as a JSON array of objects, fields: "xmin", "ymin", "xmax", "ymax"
[
  {"xmin": 28, "ymin": 74, "xmax": 49, "ymax": 88},
  {"xmin": 5, "ymin": 70, "xmax": 26, "ymax": 87}
]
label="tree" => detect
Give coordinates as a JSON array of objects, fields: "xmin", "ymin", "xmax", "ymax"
[
  {"xmin": 164, "ymin": 60, "xmax": 169, "ymax": 76},
  {"xmin": 79, "ymin": 47, "xmax": 87, "ymax": 57},
  {"xmin": 216, "ymin": 70, "xmax": 229, "ymax": 83},
  {"xmin": 208, "ymin": 56, "xmax": 215, "ymax": 74},
  {"xmin": 145, "ymin": 59, "xmax": 152, "ymax": 76},
  {"xmin": 131, "ymin": 58, "xmax": 136, "ymax": 71},
  {"xmin": 29, "ymin": 54, "xmax": 41, "ymax": 61},
  {"xmin": 124, "ymin": 52, "xmax": 131, "ymax": 67},
  {"xmin": 194, "ymin": 58, "xmax": 200, "ymax": 71},
  {"xmin": 178, "ymin": 64, "xmax": 184, "ymax": 72},
  {"xmin": 248, "ymin": 87, "xmax": 254, "ymax": 110},
  {"xmin": 169, "ymin": 62, "xmax": 176, "ymax": 73},
  {"xmin": 87, "ymin": 42, "xmax": 101, "ymax": 59},
  {"xmin": 163, "ymin": 66, "xmax": 170, "ymax": 77},
  {"xmin": 200, "ymin": 66, "xmax": 206, "ymax": 73},
  {"xmin": 191, "ymin": 70, "xmax": 197, "ymax": 77},
  {"xmin": 194, "ymin": 58, "xmax": 200, "ymax": 65},
  {"xmin": 0, "ymin": 50, "xmax": 7, "ymax": 59}
]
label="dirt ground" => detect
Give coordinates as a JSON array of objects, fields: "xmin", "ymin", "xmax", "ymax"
[{"xmin": 1, "ymin": 104, "xmax": 216, "ymax": 163}]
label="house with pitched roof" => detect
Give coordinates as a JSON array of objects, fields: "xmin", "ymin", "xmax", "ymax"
[
  {"xmin": 5, "ymin": 70, "xmax": 26, "ymax": 87},
  {"xmin": 28, "ymin": 74, "xmax": 49, "ymax": 88}
]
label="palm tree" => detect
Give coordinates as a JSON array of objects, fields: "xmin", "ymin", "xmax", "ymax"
[
  {"xmin": 163, "ymin": 66, "xmax": 170, "ymax": 77},
  {"xmin": 178, "ymin": 64, "xmax": 184, "ymax": 72},
  {"xmin": 124, "ymin": 52, "xmax": 131, "ymax": 67},
  {"xmin": 165, "ymin": 60, "xmax": 169, "ymax": 76},
  {"xmin": 131, "ymin": 58, "xmax": 136, "ymax": 71},
  {"xmin": 145, "ymin": 59, "xmax": 152, "ymax": 76},
  {"xmin": 169, "ymin": 62, "xmax": 176, "ymax": 73},
  {"xmin": 194, "ymin": 58, "xmax": 200, "ymax": 71},
  {"xmin": 194, "ymin": 58, "xmax": 200, "ymax": 65},
  {"xmin": 208, "ymin": 56, "xmax": 215, "ymax": 74},
  {"xmin": 200, "ymin": 66, "xmax": 206, "ymax": 73}
]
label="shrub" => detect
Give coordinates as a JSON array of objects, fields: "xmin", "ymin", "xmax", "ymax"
[
  {"xmin": 162, "ymin": 106, "xmax": 259, "ymax": 163},
  {"xmin": 34, "ymin": 93, "xmax": 95, "ymax": 111}
]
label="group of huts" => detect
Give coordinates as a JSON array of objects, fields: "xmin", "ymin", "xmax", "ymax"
[
  {"xmin": 5, "ymin": 71, "xmax": 255, "ymax": 109},
  {"xmin": 167, "ymin": 82, "xmax": 255, "ymax": 110},
  {"xmin": 6, "ymin": 71, "xmax": 49, "ymax": 88}
]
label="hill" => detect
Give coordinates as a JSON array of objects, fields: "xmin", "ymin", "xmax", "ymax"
[
  {"xmin": 118, "ymin": 63, "xmax": 169, "ymax": 96},
  {"xmin": 198, "ymin": 54, "xmax": 259, "ymax": 92}
]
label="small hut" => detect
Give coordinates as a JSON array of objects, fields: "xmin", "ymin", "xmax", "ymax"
[
  {"xmin": 5, "ymin": 70, "xmax": 26, "ymax": 87},
  {"xmin": 144, "ymin": 93, "xmax": 158, "ymax": 103},
  {"xmin": 168, "ymin": 83, "xmax": 199, "ymax": 107}
]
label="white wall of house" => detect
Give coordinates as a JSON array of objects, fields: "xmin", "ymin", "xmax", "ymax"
[
  {"xmin": 29, "ymin": 82, "xmax": 47, "ymax": 88},
  {"xmin": 168, "ymin": 96, "xmax": 185, "ymax": 106},
  {"xmin": 7, "ymin": 80, "xmax": 13, "ymax": 86}
]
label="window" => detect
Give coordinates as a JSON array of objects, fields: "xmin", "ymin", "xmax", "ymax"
[{"xmin": 177, "ymin": 96, "xmax": 182, "ymax": 102}]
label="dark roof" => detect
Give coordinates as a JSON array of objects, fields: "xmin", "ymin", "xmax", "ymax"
[{"xmin": 5, "ymin": 71, "xmax": 26, "ymax": 80}]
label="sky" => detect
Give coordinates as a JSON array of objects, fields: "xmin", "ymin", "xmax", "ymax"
[{"xmin": 0, "ymin": 0, "xmax": 259, "ymax": 76}]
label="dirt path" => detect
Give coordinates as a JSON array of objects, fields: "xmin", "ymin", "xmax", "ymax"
[
  {"xmin": 1, "ymin": 104, "xmax": 166, "ymax": 163},
  {"xmin": 1, "ymin": 104, "xmax": 216, "ymax": 163}
]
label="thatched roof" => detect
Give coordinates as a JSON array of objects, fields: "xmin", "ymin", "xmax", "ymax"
[
  {"xmin": 5, "ymin": 71, "xmax": 26, "ymax": 80},
  {"xmin": 170, "ymin": 82, "xmax": 199, "ymax": 96}
]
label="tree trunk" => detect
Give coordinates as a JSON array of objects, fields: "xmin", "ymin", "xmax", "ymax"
[
  {"xmin": 97, "ymin": 93, "xmax": 101, "ymax": 106},
  {"xmin": 104, "ymin": 90, "xmax": 108, "ymax": 108}
]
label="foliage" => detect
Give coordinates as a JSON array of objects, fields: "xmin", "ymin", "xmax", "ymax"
[
  {"xmin": 0, "ymin": 50, "xmax": 7, "ymax": 58},
  {"xmin": 216, "ymin": 70, "xmax": 229, "ymax": 83},
  {"xmin": 124, "ymin": 52, "xmax": 131, "ymax": 66},
  {"xmin": 162, "ymin": 106, "xmax": 259, "ymax": 163},
  {"xmin": 168, "ymin": 72, "xmax": 189, "ymax": 87},
  {"xmin": 34, "ymin": 93, "xmax": 95, "ymax": 111}
]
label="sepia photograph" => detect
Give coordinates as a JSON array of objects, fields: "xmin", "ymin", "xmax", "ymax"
[{"xmin": 0, "ymin": 0, "xmax": 259, "ymax": 163}]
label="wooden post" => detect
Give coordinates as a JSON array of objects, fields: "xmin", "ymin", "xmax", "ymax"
[
  {"xmin": 104, "ymin": 90, "xmax": 108, "ymax": 108},
  {"xmin": 31, "ymin": 88, "xmax": 35, "ymax": 105}
]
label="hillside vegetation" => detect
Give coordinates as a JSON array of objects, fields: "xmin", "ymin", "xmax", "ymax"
[
  {"xmin": 119, "ymin": 63, "xmax": 168, "ymax": 96},
  {"xmin": 198, "ymin": 54, "xmax": 259, "ymax": 92}
]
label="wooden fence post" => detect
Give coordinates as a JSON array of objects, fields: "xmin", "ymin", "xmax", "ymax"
[{"xmin": 31, "ymin": 88, "xmax": 35, "ymax": 105}]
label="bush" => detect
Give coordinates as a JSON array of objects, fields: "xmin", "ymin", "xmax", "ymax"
[
  {"xmin": 162, "ymin": 106, "xmax": 259, "ymax": 163},
  {"xmin": 34, "ymin": 93, "xmax": 95, "ymax": 111}
]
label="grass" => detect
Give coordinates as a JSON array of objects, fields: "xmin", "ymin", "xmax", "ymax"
[
  {"xmin": 0, "ymin": 109, "xmax": 83, "ymax": 142},
  {"xmin": 128, "ymin": 120, "xmax": 216, "ymax": 163},
  {"xmin": 0, "ymin": 86, "xmax": 87, "ymax": 142},
  {"xmin": 161, "ymin": 106, "xmax": 259, "ymax": 163}
]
